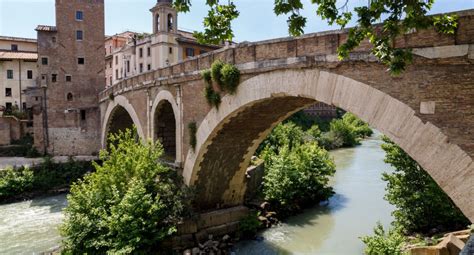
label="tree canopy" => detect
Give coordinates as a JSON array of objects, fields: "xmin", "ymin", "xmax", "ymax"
[{"xmin": 173, "ymin": 0, "xmax": 458, "ymax": 74}]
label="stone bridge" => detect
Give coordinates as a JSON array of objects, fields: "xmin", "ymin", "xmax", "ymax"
[{"xmin": 99, "ymin": 10, "xmax": 474, "ymax": 221}]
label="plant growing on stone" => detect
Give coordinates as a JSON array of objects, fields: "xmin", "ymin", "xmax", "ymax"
[
  {"xmin": 61, "ymin": 128, "xmax": 191, "ymax": 254},
  {"xmin": 238, "ymin": 211, "xmax": 262, "ymax": 238},
  {"xmin": 220, "ymin": 63, "xmax": 240, "ymax": 94},
  {"xmin": 108, "ymin": 93, "xmax": 115, "ymax": 101},
  {"xmin": 188, "ymin": 122, "xmax": 197, "ymax": 150},
  {"xmin": 204, "ymin": 84, "xmax": 221, "ymax": 108},
  {"xmin": 210, "ymin": 60, "xmax": 224, "ymax": 87},
  {"xmin": 201, "ymin": 69, "xmax": 212, "ymax": 86}
]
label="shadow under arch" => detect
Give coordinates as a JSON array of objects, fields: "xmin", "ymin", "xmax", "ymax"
[
  {"xmin": 183, "ymin": 69, "xmax": 473, "ymax": 221},
  {"xmin": 101, "ymin": 95, "xmax": 145, "ymax": 148},
  {"xmin": 151, "ymin": 90, "xmax": 182, "ymax": 164}
]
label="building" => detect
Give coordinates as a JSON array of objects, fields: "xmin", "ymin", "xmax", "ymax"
[
  {"xmin": 303, "ymin": 102, "xmax": 338, "ymax": 119},
  {"xmin": 105, "ymin": 31, "xmax": 134, "ymax": 88},
  {"xmin": 106, "ymin": 0, "xmax": 221, "ymax": 87},
  {"xmin": 0, "ymin": 36, "xmax": 37, "ymax": 114},
  {"xmin": 29, "ymin": 0, "xmax": 105, "ymax": 155}
]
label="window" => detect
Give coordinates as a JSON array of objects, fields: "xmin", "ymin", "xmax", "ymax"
[
  {"xmin": 80, "ymin": 110, "xmax": 86, "ymax": 120},
  {"xmin": 186, "ymin": 48, "xmax": 195, "ymax": 57},
  {"xmin": 169, "ymin": 47, "xmax": 173, "ymax": 54},
  {"xmin": 115, "ymin": 69, "xmax": 118, "ymax": 79},
  {"xmin": 76, "ymin": 11, "xmax": 83, "ymax": 21},
  {"xmin": 168, "ymin": 14, "xmax": 174, "ymax": 31},
  {"xmin": 147, "ymin": 64, "xmax": 151, "ymax": 71},
  {"xmin": 109, "ymin": 61, "xmax": 112, "ymax": 68},
  {"xmin": 7, "ymin": 70, "xmax": 13, "ymax": 79},
  {"xmin": 115, "ymin": 56, "xmax": 118, "ymax": 65},
  {"xmin": 139, "ymin": 48, "xmax": 143, "ymax": 58},
  {"xmin": 66, "ymin": 75, "xmax": 72, "ymax": 82},
  {"xmin": 52, "ymin": 74, "xmax": 57, "ymax": 83},
  {"xmin": 156, "ymin": 14, "xmax": 160, "ymax": 32},
  {"xmin": 27, "ymin": 70, "xmax": 33, "ymax": 79},
  {"xmin": 109, "ymin": 76, "xmax": 112, "ymax": 86},
  {"xmin": 52, "ymin": 37, "xmax": 56, "ymax": 43},
  {"xmin": 35, "ymin": 97, "xmax": 39, "ymax": 101},
  {"xmin": 5, "ymin": 103, "xmax": 12, "ymax": 112},
  {"xmin": 76, "ymin": 30, "xmax": 83, "ymax": 40},
  {"xmin": 147, "ymin": 47, "xmax": 151, "ymax": 57},
  {"xmin": 126, "ymin": 61, "xmax": 130, "ymax": 72},
  {"xmin": 11, "ymin": 44, "xmax": 18, "ymax": 51},
  {"xmin": 78, "ymin": 57, "xmax": 85, "ymax": 65},
  {"xmin": 139, "ymin": 63, "xmax": 143, "ymax": 73},
  {"xmin": 5, "ymin": 88, "xmax": 12, "ymax": 97},
  {"xmin": 41, "ymin": 57, "xmax": 48, "ymax": 65},
  {"xmin": 22, "ymin": 103, "xmax": 26, "ymax": 111},
  {"xmin": 67, "ymin": 93, "xmax": 73, "ymax": 101}
]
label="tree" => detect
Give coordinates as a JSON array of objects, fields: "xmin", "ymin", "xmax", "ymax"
[
  {"xmin": 61, "ymin": 128, "xmax": 191, "ymax": 254},
  {"xmin": 262, "ymin": 142, "xmax": 335, "ymax": 215},
  {"xmin": 173, "ymin": 0, "xmax": 458, "ymax": 74},
  {"xmin": 381, "ymin": 137, "xmax": 469, "ymax": 234}
]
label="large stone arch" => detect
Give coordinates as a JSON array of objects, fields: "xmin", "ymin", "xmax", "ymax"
[
  {"xmin": 101, "ymin": 95, "xmax": 145, "ymax": 148},
  {"xmin": 183, "ymin": 69, "xmax": 473, "ymax": 221},
  {"xmin": 151, "ymin": 90, "xmax": 182, "ymax": 164}
]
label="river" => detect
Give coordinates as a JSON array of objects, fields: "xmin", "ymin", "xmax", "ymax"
[
  {"xmin": 234, "ymin": 132, "xmax": 395, "ymax": 254},
  {"xmin": 0, "ymin": 132, "xmax": 394, "ymax": 254}
]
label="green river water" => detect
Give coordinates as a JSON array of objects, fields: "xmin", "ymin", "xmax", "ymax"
[{"xmin": 0, "ymin": 132, "xmax": 395, "ymax": 254}]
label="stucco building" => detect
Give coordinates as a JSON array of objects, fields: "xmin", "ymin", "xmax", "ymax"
[
  {"xmin": 0, "ymin": 36, "xmax": 37, "ymax": 114},
  {"xmin": 105, "ymin": 0, "xmax": 221, "ymax": 87}
]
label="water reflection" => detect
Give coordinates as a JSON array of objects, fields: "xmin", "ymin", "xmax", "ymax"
[{"xmin": 235, "ymin": 132, "xmax": 395, "ymax": 254}]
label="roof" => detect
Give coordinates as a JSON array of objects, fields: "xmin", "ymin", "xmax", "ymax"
[
  {"xmin": 176, "ymin": 37, "xmax": 221, "ymax": 49},
  {"xmin": 0, "ymin": 36, "xmax": 36, "ymax": 43},
  {"xmin": 35, "ymin": 25, "xmax": 57, "ymax": 32},
  {"xmin": 0, "ymin": 51, "xmax": 38, "ymax": 60}
]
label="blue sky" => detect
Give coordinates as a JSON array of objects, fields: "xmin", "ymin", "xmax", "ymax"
[{"xmin": 1, "ymin": 0, "xmax": 473, "ymax": 42}]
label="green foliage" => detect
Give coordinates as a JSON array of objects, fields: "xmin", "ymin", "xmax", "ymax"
[
  {"xmin": 220, "ymin": 63, "xmax": 240, "ymax": 94},
  {"xmin": 0, "ymin": 157, "xmax": 93, "ymax": 202},
  {"xmin": 361, "ymin": 223, "xmax": 406, "ymax": 255},
  {"xmin": 108, "ymin": 93, "xmax": 115, "ymax": 101},
  {"xmin": 201, "ymin": 69, "xmax": 212, "ymax": 85},
  {"xmin": 342, "ymin": 113, "xmax": 373, "ymax": 138},
  {"xmin": 381, "ymin": 137, "xmax": 469, "ymax": 234},
  {"xmin": 238, "ymin": 212, "xmax": 262, "ymax": 238},
  {"xmin": 258, "ymin": 122, "xmax": 305, "ymax": 156},
  {"xmin": 175, "ymin": 0, "xmax": 458, "ymax": 75},
  {"xmin": 262, "ymin": 141, "xmax": 335, "ymax": 215},
  {"xmin": 210, "ymin": 60, "xmax": 224, "ymax": 87},
  {"xmin": 204, "ymin": 84, "xmax": 221, "ymax": 108},
  {"xmin": 193, "ymin": 1, "xmax": 239, "ymax": 44},
  {"xmin": 188, "ymin": 122, "xmax": 197, "ymax": 150},
  {"xmin": 284, "ymin": 110, "xmax": 330, "ymax": 131},
  {"xmin": 317, "ymin": 130, "xmax": 344, "ymax": 150},
  {"xmin": 0, "ymin": 167, "xmax": 34, "ymax": 199},
  {"xmin": 61, "ymin": 128, "xmax": 190, "ymax": 254},
  {"xmin": 328, "ymin": 119, "xmax": 359, "ymax": 147}
]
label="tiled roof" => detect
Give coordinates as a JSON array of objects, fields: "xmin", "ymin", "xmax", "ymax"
[
  {"xmin": 0, "ymin": 51, "xmax": 38, "ymax": 60},
  {"xmin": 35, "ymin": 25, "xmax": 57, "ymax": 32},
  {"xmin": 0, "ymin": 36, "xmax": 36, "ymax": 43}
]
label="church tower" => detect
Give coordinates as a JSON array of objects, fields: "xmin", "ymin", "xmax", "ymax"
[{"xmin": 150, "ymin": 0, "xmax": 178, "ymax": 34}]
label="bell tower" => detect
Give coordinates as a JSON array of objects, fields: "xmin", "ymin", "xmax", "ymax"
[{"xmin": 150, "ymin": 0, "xmax": 178, "ymax": 34}]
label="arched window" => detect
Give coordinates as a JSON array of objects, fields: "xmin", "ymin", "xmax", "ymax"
[
  {"xmin": 156, "ymin": 14, "xmax": 160, "ymax": 32},
  {"xmin": 167, "ymin": 14, "xmax": 173, "ymax": 31},
  {"xmin": 67, "ymin": 93, "xmax": 73, "ymax": 101}
]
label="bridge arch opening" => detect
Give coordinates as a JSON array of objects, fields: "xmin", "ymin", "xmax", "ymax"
[
  {"xmin": 183, "ymin": 69, "xmax": 473, "ymax": 221},
  {"xmin": 106, "ymin": 105, "xmax": 135, "ymax": 141},
  {"xmin": 154, "ymin": 100, "xmax": 177, "ymax": 161}
]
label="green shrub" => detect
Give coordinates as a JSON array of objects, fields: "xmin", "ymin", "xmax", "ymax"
[
  {"xmin": 210, "ymin": 60, "xmax": 224, "ymax": 87},
  {"xmin": 204, "ymin": 85, "xmax": 221, "ymax": 108},
  {"xmin": 381, "ymin": 137, "xmax": 469, "ymax": 234},
  {"xmin": 262, "ymin": 142, "xmax": 335, "ymax": 215},
  {"xmin": 188, "ymin": 122, "xmax": 197, "ymax": 150},
  {"xmin": 361, "ymin": 223, "xmax": 406, "ymax": 255},
  {"xmin": 317, "ymin": 130, "xmax": 344, "ymax": 150},
  {"xmin": 220, "ymin": 63, "xmax": 240, "ymax": 94},
  {"xmin": 0, "ymin": 167, "xmax": 34, "ymax": 199},
  {"xmin": 342, "ymin": 113, "xmax": 373, "ymax": 137},
  {"xmin": 61, "ymin": 128, "xmax": 191, "ymax": 254},
  {"xmin": 258, "ymin": 122, "xmax": 305, "ymax": 156},
  {"xmin": 329, "ymin": 119, "xmax": 359, "ymax": 147},
  {"xmin": 108, "ymin": 93, "xmax": 115, "ymax": 101},
  {"xmin": 238, "ymin": 212, "xmax": 262, "ymax": 238},
  {"xmin": 201, "ymin": 69, "xmax": 212, "ymax": 85}
]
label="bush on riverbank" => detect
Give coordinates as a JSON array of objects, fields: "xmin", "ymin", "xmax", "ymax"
[
  {"xmin": 61, "ymin": 128, "xmax": 191, "ymax": 254},
  {"xmin": 261, "ymin": 141, "xmax": 335, "ymax": 216},
  {"xmin": 0, "ymin": 158, "xmax": 93, "ymax": 202},
  {"xmin": 317, "ymin": 113, "xmax": 372, "ymax": 150},
  {"xmin": 381, "ymin": 137, "xmax": 469, "ymax": 235},
  {"xmin": 361, "ymin": 223, "xmax": 406, "ymax": 255}
]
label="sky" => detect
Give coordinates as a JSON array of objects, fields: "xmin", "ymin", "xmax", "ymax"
[{"xmin": 1, "ymin": 0, "xmax": 474, "ymax": 42}]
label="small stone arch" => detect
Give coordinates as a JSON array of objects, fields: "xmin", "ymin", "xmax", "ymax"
[
  {"xmin": 183, "ymin": 69, "xmax": 473, "ymax": 220},
  {"xmin": 167, "ymin": 13, "xmax": 174, "ymax": 31},
  {"xmin": 151, "ymin": 90, "xmax": 182, "ymax": 164},
  {"xmin": 101, "ymin": 95, "xmax": 145, "ymax": 148}
]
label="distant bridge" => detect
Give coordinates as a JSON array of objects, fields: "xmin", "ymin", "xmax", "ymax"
[{"xmin": 99, "ymin": 10, "xmax": 474, "ymax": 221}]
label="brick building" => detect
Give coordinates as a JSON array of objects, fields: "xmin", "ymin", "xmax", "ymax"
[
  {"xmin": 28, "ymin": 0, "xmax": 105, "ymax": 155},
  {"xmin": 106, "ymin": 0, "xmax": 221, "ymax": 87},
  {"xmin": 0, "ymin": 36, "xmax": 37, "ymax": 114},
  {"xmin": 303, "ymin": 102, "xmax": 338, "ymax": 119}
]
